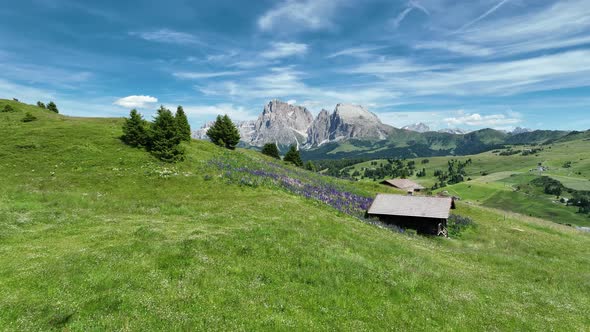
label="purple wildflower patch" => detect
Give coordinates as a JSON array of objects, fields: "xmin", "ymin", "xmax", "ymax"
[{"xmin": 209, "ymin": 158, "xmax": 373, "ymax": 218}]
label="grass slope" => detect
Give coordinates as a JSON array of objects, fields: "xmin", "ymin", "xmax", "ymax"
[
  {"xmin": 1, "ymin": 100, "xmax": 589, "ymax": 330},
  {"xmin": 347, "ymin": 140, "xmax": 590, "ymax": 226}
]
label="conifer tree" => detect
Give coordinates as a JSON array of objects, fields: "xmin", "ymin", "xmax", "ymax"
[
  {"xmin": 121, "ymin": 109, "xmax": 148, "ymax": 147},
  {"xmin": 206, "ymin": 114, "xmax": 240, "ymax": 149},
  {"xmin": 284, "ymin": 145, "xmax": 303, "ymax": 167},
  {"xmin": 175, "ymin": 105, "xmax": 191, "ymax": 142},
  {"xmin": 36, "ymin": 101, "xmax": 46, "ymax": 109},
  {"xmin": 47, "ymin": 101, "xmax": 59, "ymax": 113},
  {"xmin": 261, "ymin": 143, "xmax": 280, "ymax": 159},
  {"xmin": 149, "ymin": 106, "xmax": 184, "ymax": 162}
]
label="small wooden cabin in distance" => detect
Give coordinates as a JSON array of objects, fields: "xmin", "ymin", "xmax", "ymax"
[
  {"xmin": 381, "ymin": 179, "xmax": 425, "ymax": 193},
  {"xmin": 367, "ymin": 194, "xmax": 455, "ymax": 236}
]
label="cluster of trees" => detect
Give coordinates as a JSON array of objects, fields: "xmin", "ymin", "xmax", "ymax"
[
  {"xmin": 36, "ymin": 101, "xmax": 59, "ymax": 113},
  {"xmin": 357, "ymin": 158, "xmax": 417, "ymax": 181},
  {"xmin": 311, "ymin": 158, "xmax": 369, "ymax": 178},
  {"xmin": 432, "ymin": 158, "xmax": 472, "ymax": 189},
  {"xmin": 568, "ymin": 193, "xmax": 590, "ymax": 214},
  {"xmin": 260, "ymin": 143, "xmax": 306, "ymax": 168},
  {"xmin": 530, "ymin": 176, "xmax": 590, "ymax": 215},
  {"xmin": 121, "ymin": 106, "xmax": 191, "ymax": 162},
  {"xmin": 531, "ymin": 176, "xmax": 564, "ymax": 196}
]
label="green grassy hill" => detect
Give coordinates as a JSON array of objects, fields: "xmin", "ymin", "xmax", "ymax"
[
  {"xmin": 346, "ymin": 139, "xmax": 590, "ymax": 227},
  {"xmin": 1, "ymin": 99, "xmax": 589, "ymax": 330},
  {"xmin": 301, "ymin": 127, "xmax": 571, "ymax": 160}
]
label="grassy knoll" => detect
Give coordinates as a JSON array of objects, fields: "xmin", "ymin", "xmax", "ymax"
[
  {"xmin": 346, "ymin": 138, "xmax": 590, "ymax": 227},
  {"xmin": 1, "ymin": 100, "xmax": 589, "ymax": 330}
]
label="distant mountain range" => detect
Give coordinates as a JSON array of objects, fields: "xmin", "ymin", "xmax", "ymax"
[{"xmin": 193, "ymin": 100, "xmax": 571, "ymax": 160}]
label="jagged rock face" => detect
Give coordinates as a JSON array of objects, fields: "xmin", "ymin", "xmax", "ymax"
[
  {"xmin": 192, "ymin": 120, "xmax": 256, "ymax": 142},
  {"xmin": 306, "ymin": 104, "xmax": 392, "ymax": 146},
  {"xmin": 248, "ymin": 100, "xmax": 314, "ymax": 147},
  {"xmin": 402, "ymin": 122, "xmax": 430, "ymax": 133},
  {"xmin": 306, "ymin": 109, "xmax": 331, "ymax": 146}
]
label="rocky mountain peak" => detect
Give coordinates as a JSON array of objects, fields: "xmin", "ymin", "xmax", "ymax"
[
  {"xmin": 248, "ymin": 100, "xmax": 314, "ymax": 147},
  {"xmin": 402, "ymin": 122, "xmax": 430, "ymax": 133}
]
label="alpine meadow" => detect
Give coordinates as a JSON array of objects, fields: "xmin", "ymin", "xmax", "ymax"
[{"xmin": 2, "ymin": 0, "xmax": 590, "ymax": 330}]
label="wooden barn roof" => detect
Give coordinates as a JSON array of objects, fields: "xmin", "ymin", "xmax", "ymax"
[
  {"xmin": 367, "ymin": 194, "xmax": 453, "ymax": 219},
  {"xmin": 381, "ymin": 179, "xmax": 425, "ymax": 190}
]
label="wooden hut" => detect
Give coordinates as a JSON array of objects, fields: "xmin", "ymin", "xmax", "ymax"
[
  {"xmin": 381, "ymin": 179, "xmax": 425, "ymax": 192},
  {"xmin": 367, "ymin": 194, "xmax": 455, "ymax": 236}
]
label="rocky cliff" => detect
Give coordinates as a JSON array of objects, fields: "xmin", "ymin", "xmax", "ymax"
[{"xmin": 306, "ymin": 104, "xmax": 393, "ymax": 146}]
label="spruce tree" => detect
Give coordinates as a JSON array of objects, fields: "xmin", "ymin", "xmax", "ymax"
[
  {"xmin": 121, "ymin": 109, "xmax": 148, "ymax": 147},
  {"xmin": 284, "ymin": 145, "xmax": 303, "ymax": 167},
  {"xmin": 175, "ymin": 105, "xmax": 191, "ymax": 142},
  {"xmin": 37, "ymin": 101, "xmax": 46, "ymax": 109},
  {"xmin": 261, "ymin": 143, "xmax": 280, "ymax": 159},
  {"xmin": 206, "ymin": 114, "xmax": 240, "ymax": 149},
  {"xmin": 47, "ymin": 101, "xmax": 59, "ymax": 113},
  {"xmin": 149, "ymin": 106, "xmax": 184, "ymax": 162}
]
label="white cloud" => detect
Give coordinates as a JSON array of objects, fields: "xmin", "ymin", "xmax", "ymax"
[
  {"xmin": 456, "ymin": 0, "xmax": 511, "ymax": 32},
  {"xmin": 261, "ymin": 42, "xmax": 308, "ymax": 59},
  {"xmin": 114, "ymin": 95, "xmax": 158, "ymax": 108},
  {"xmin": 344, "ymin": 58, "xmax": 445, "ymax": 76},
  {"xmin": 352, "ymin": 50, "xmax": 590, "ymax": 96},
  {"xmin": 414, "ymin": 41, "xmax": 492, "ymax": 57},
  {"xmin": 326, "ymin": 46, "xmax": 386, "ymax": 59},
  {"xmin": 173, "ymin": 71, "xmax": 246, "ymax": 79},
  {"xmin": 130, "ymin": 29, "xmax": 199, "ymax": 45},
  {"xmin": 444, "ymin": 111, "xmax": 521, "ymax": 127},
  {"xmin": 258, "ymin": 0, "xmax": 345, "ymax": 32},
  {"xmin": 178, "ymin": 104, "xmax": 255, "ymax": 122},
  {"xmin": 459, "ymin": 0, "xmax": 590, "ymax": 55},
  {"xmin": 392, "ymin": 1, "xmax": 430, "ymax": 28}
]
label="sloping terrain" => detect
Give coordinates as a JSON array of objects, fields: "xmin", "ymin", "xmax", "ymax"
[
  {"xmin": 0, "ymin": 100, "xmax": 589, "ymax": 330},
  {"xmin": 346, "ymin": 139, "xmax": 590, "ymax": 227}
]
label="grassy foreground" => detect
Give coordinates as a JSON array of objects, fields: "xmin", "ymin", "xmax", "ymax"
[{"xmin": 1, "ymin": 100, "xmax": 590, "ymax": 330}]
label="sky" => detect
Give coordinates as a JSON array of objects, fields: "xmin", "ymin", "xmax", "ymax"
[{"xmin": 1, "ymin": 0, "xmax": 590, "ymax": 132}]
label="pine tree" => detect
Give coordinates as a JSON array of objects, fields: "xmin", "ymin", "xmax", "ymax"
[
  {"xmin": 47, "ymin": 101, "xmax": 59, "ymax": 113},
  {"xmin": 206, "ymin": 114, "xmax": 240, "ymax": 149},
  {"xmin": 36, "ymin": 101, "xmax": 46, "ymax": 109},
  {"xmin": 175, "ymin": 105, "xmax": 191, "ymax": 142},
  {"xmin": 261, "ymin": 143, "xmax": 280, "ymax": 159},
  {"xmin": 121, "ymin": 109, "xmax": 148, "ymax": 147},
  {"xmin": 305, "ymin": 160, "xmax": 316, "ymax": 171},
  {"xmin": 149, "ymin": 106, "xmax": 184, "ymax": 162},
  {"xmin": 284, "ymin": 145, "xmax": 303, "ymax": 167}
]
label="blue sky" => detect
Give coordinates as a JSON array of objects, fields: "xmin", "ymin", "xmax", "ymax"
[{"xmin": 1, "ymin": 0, "xmax": 590, "ymax": 131}]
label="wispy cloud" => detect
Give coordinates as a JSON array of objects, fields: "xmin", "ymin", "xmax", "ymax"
[
  {"xmin": 173, "ymin": 71, "xmax": 246, "ymax": 80},
  {"xmin": 444, "ymin": 110, "xmax": 521, "ymax": 127},
  {"xmin": 351, "ymin": 50, "xmax": 590, "ymax": 96},
  {"xmin": 258, "ymin": 0, "xmax": 346, "ymax": 32},
  {"xmin": 169, "ymin": 103, "xmax": 255, "ymax": 122},
  {"xmin": 456, "ymin": 0, "xmax": 511, "ymax": 32},
  {"xmin": 261, "ymin": 42, "xmax": 308, "ymax": 59},
  {"xmin": 129, "ymin": 29, "xmax": 199, "ymax": 45},
  {"xmin": 326, "ymin": 46, "xmax": 386, "ymax": 59},
  {"xmin": 414, "ymin": 41, "xmax": 492, "ymax": 57},
  {"xmin": 114, "ymin": 95, "xmax": 158, "ymax": 108},
  {"xmin": 343, "ymin": 58, "xmax": 444, "ymax": 76},
  {"xmin": 392, "ymin": 1, "xmax": 430, "ymax": 28},
  {"xmin": 458, "ymin": 0, "xmax": 590, "ymax": 55}
]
